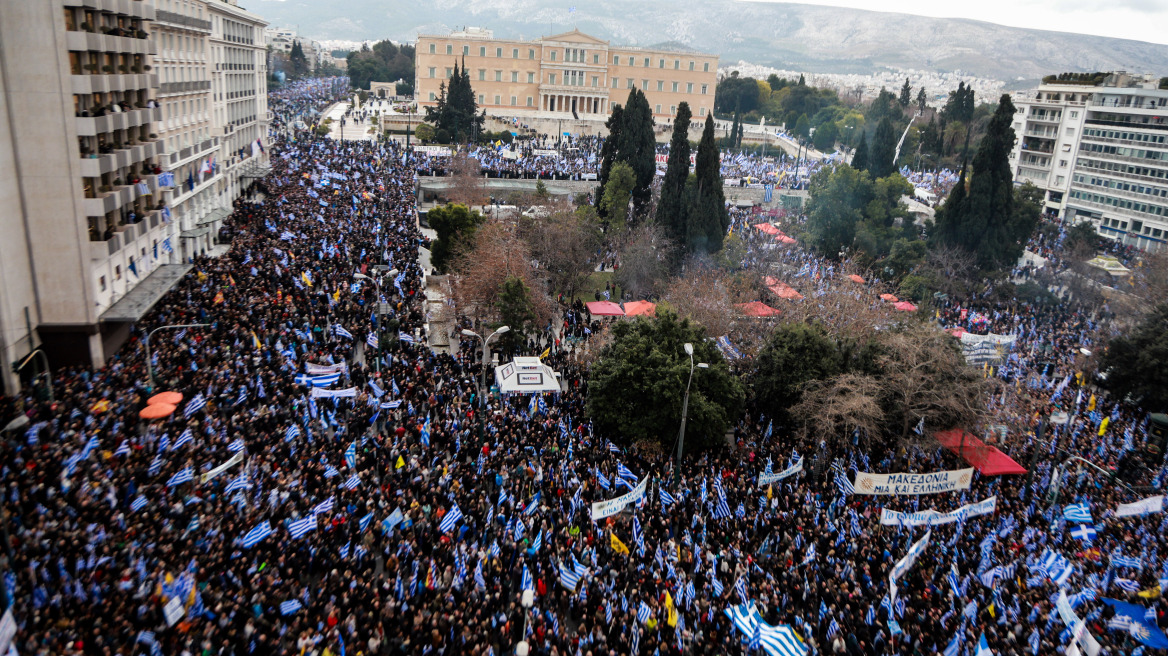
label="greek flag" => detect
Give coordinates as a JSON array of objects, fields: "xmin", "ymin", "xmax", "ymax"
[
  {"xmin": 636, "ymin": 601, "xmax": 652, "ymax": 624},
  {"xmin": 295, "ymin": 372, "xmax": 341, "ymax": 387},
  {"xmin": 616, "ymin": 462, "xmax": 637, "ymax": 482},
  {"xmin": 173, "ymin": 429, "xmax": 194, "ymax": 450},
  {"xmin": 288, "ymin": 516, "xmax": 317, "ymax": 540},
  {"xmin": 227, "ymin": 438, "xmax": 245, "ymax": 452},
  {"xmin": 724, "ymin": 602, "xmax": 807, "ymax": 656},
  {"xmin": 115, "ymin": 441, "xmax": 131, "ymax": 457},
  {"xmin": 166, "ymin": 467, "xmax": 194, "ymax": 487},
  {"xmin": 241, "ymin": 521, "xmax": 273, "ymax": 548},
  {"xmin": 359, "ymin": 512, "xmax": 374, "ymax": 532},
  {"xmin": 489, "ymin": 541, "xmax": 501, "ymax": 559},
  {"xmin": 285, "ymin": 425, "xmax": 301, "ymax": 441},
  {"xmin": 131, "ymin": 496, "xmax": 148, "ymax": 512},
  {"xmin": 332, "ymin": 325, "xmax": 354, "ymax": 340},
  {"xmin": 1039, "ymin": 550, "xmax": 1074, "ymax": 586},
  {"xmin": 1070, "ymin": 525, "xmax": 1097, "ymax": 542},
  {"xmin": 1114, "ymin": 577, "xmax": 1141, "ymax": 592},
  {"xmin": 659, "ymin": 488, "xmax": 676, "ymax": 507},
  {"xmin": 531, "ymin": 530, "xmax": 543, "ymax": 552},
  {"xmin": 763, "ymin": 184, "xmax": 774, "ymax": 203},
  {"xmin": 475, "ymin": 560, "xmax": 487, "ymax": 588},
  {"xmin": 974, "ymin": 633, "xmax": 992, "ymax": 656},
  {"xmin": 943, "ymin": 633, "xmax": 962, "ymax": 656},
  {"xmin": 183, "ymin": 393, "xmax": 207, "ymax": 418},
  {"xmin": 1112, "ymin": 553, "xmax": 1143, "ymax": 570},
  {"xmin": 1063, "ymin": 503, "xmax": 1092, "ymax": 524},
  {"xmin": 596, "ymin": 471, "xmax": 611, "ymax": 490},
  {"xmin": 439, "ymin": 503, "xmax": 463, "ymax": 533},
  {"xmin": 280, "ymin": 600, "xmax": 303, "ymax": 615},
  {"xmin": 834, "ymin": 472, "xmax": 854, "ymax": 496},
  {"xmin": 344, "ymin": 441, "xmax": 357, "ymax": 469},
  {"xmin": 367, "ymin": 332, "xmax": 378, "ymax": 349},
  {"xmin": 736, "ymin": 576, "xmax": 749, "ymax": 602},
  {"xmin": 368, "ymin": 380, "xmax": 384, "ymax": 398},
  {"xmin": 420, "ymin": 415, "xmax": 431, "ymax": 446},
  {"xmin": 343, "ymin": 474, "xmax": 360, "ymax": 490},
  {"xmin": 312, "ymin": 497, "xmax": 335, "ymax": 515},
  {"xmin": 560, "ymin": 563, "xmax": 585, "ymax": 591},
  {"xmin": 398, "ymin": 331, "xmax": 415, "ymax": 343},
  {"xmin": 521, "ymin": 564, "xmax": 533, "ymax": 591},
  {"xmin": 607, "ymin": 441, "xmax": 621, "ymax": 453},
  {"xmin": 712, "ymin": 576, "xmax": 724, "ymax": 597},
  {"xmin": 224, "ymin": 474, "xmax": 250, "ymax": 494}
]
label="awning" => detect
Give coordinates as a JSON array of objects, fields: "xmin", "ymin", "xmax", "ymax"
[
  {"xmin": 197, "ymin": 207, "xmax": 231, "ymax": 226},
  {"xmin": 764, "ymin": 276, "xmax": 803, "ymax": 300},
  {"xmin": 100, "ymin": 263, "xmax": 193, "ymax": 322},
  {"xmin": 934, "ymin": 429, "xmax": 1027, "ymax": 476},
  {"xmin": 240, "ymin": 161, "xmax": 273, "ymax": 179},
  {"xmin": 893, "ymin": 301, "xmax": 918, "ymax": 312},
  {"xmin": 848, "ymin": 274, "xmax": 865, "ymax": 284},
  {"xmin": 586, "ymin": 301, "xmax": 625, "ymax": 316},
  {"xmin": 735, "ymin": 301, "xmax": 780, "ymax": 317},
  {"xmin": 180, "ymin": 227, "xmax": 211, "ymax": 239},
  {"xmin": 753, "ymin": 222, "xmax": 780, "ymax": 235},
  {"xmin": 623, "ymin": 301, "xmax": 656, "ymax": 317}
]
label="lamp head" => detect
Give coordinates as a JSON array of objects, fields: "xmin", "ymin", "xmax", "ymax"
[
  {"xmin": 697, "ymin": 363, "xmax": 709, "ymax": 369},
  {"xmin": 496, "ymin": 326, "xmax": 511, "ymax": 334},
  {"xmin": 683, "ymin": 342, "xmax": 693, "ymax": 356},
  {"xmin": 461, "ymin": 329, "xmax": 478, "ymax": 338}
]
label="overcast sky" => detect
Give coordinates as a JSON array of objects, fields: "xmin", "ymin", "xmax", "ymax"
[{"xmin": 768, "ymin": 0, "xmax": 1168, "ymax": 45}]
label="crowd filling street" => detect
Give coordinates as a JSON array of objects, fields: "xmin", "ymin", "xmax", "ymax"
[{"xmin": 2, "ymin": 77, "xmax": 1166, "ymax": 656}]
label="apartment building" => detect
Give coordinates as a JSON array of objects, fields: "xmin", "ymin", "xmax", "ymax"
[
  {"xmin": 207, "ymin": 0, "xmax": 270, "ymax": 209},
  {"xmin": 0, "ymin": 0, "xmax": 269, "ymax": 394},
  {"xmin": 154, "ymin": 0, "xmax": 224, "ymax": 261},
  {"xmin": 1010, "ymin": 73, "xmax": 1168, "ymax": 251},
  {"xmin": 1008, "ymin": 83, "xmax": 1090, "ymax": 217},
  {"xmin": 415, "ymin": 28, "xmax": 718, "ymax": 121}
]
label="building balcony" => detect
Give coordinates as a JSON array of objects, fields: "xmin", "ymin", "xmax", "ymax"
[
  {"xmin": 1020, "ymin": 142, "xmax": 1054, "ymax": 154},
  {"xmin": 66, "ymin": 0, "xmax": 156, "ymax": 20},
  {"xmin": 65, "ymin": 30, "xmax": 153, "ymax": 56},
  {"xmin": 167, "ymin": 137, "xmax": 218, "ymax": 168},
  {"xmin": 154, "ymin": 9, "xmax": 211, "ymax": 32},
  {"xmin": 71, "ymin": 72, "xmax": 159, "ymax": 95},
  {"xmin": 75, "ymin": 106, "xmax": 161, "ymax": 136},
  {"xmin": 159, "ymin": 80, "xmax": 212, "ymax": 95}
]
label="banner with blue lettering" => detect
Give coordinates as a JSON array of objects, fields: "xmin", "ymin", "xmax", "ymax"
[{"xmin": 853, "ymin": 467, "xmax": 974, "ymax": 495}]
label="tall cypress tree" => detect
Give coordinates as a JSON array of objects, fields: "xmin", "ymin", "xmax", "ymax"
[
  {"xmin": 869, "ymin": 117, "xmax": 897, "ymax": 178},
  {"xmin": 932, "ymin": 94, "xmax": 1032, "ymax": 270},
  {"xmin": 686, "ymin": 115, "xmax": 729, "ymax": 254},
  {"xmin": 617, "ymin": 89, "xmax": 656, "ymax": 216},
  {"xmin": 656, "ymin": 102, "xmax": 692, "ymax": 247},
  {"xmin": 851, "ymin": 130, "xmax": 869, "ymax": 172},
  {"xmin": 595, "ymin": 105, "xmax": 624, "ymax": 217}
]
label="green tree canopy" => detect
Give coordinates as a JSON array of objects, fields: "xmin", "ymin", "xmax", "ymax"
[
  {"xmin": 1099, "ymin": 303, "xmax": 1168, "ymax": 411},
  {"xmin": 714, "ymin": 72, "xmax": 760, "ymax": 114},
  {"xmin": 600, "ymin": 162, "xmax": 636, "ymax": 235},
  {"xmin": 617, "ymin": 89, "xmax": 657, "ymax": 214},
  {"xmin": 587, "ymin": 311, "xmax": 745, "ymax": 453},
  {"xmin": 427, "ymin": 203, "xmax": 484, "ymax": 273},
  {"xmin": 594, "ymin": 105, "xmax": 624, "ymax": 217},
  {"xmin": 496, "ymin": 277, "xmax": 537, "ymax": 354},
  {"xmin": 423, "ymin": 61, "xmax": 484, "ymax": 143},
  {"xmin": 752, "ymin": 322, "xmax": 845, "ymax": 424},
  {"xmin": 657, "ymin": 102, "xmax": 692, "ymax": 249},
  {"xmin": 869, "ymin": 117, "xmax": 898, "ymax": 179},
  {"xmin": 684, "ymin": 115, "xmax": 729, "ymax": 255},
  {"xmin": 346, "ymin": 40, "xmax": 415, "ymax": 90}
]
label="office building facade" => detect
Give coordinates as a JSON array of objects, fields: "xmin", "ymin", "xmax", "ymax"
[{"xmin": 415, "ymin": 28, "xmax": 718, "ymax": 121}]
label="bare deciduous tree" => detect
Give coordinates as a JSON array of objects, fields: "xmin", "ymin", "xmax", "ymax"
[
  {"xmin": 792, "ymin": 373, "xmax": 885, "ymax": 447},
  {"xmin": 614, "ymin": 223, "xmax": 672, "ymax": 301},
  {"xmin": 450, "ymin": 221, "xmax": 554, "ymax": 329},
  {"xmin": 445, "ymin": 150, "xmax": 488, "ymax": 208}
]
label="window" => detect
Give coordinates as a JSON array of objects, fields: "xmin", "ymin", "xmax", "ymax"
[
  {"xmin": 462, "ymin": 45, "xmax": 469, "ymax": 55},
  {"xmin": 672, "ymin": 82, "xmax": 679, "ymax": 92},
  {"xmin": 480, "ymin": 46, "xmax": 486, "ymax": 56},
  {"xmin": 428, "ymin": 67, "xmax": 436, "ymax": 78},
  {"xmin": 1070, "ymin": 111, "xmax": 1078, "ymax": 118},
  {"xmin": 527, "ymin": 96, "xmax": 534, "ymax": 106},
  {"xmin": 99, "ymin": 276, "xmax": 106, "ymax": 291},
  {"xmin": 549, "ymin": 73, "xmax": 556, "ymax": 85},
  {"xmin": 478, "ymin": 94, "xmax": 484, "ymax": 104},
  {"xmin": 673, "ymin": 59, "xmax": 679, "ymax": 69},
  {"xmin": 528, "ymin": 72, "xmax": 535, "ymax": 83},
  {"xmin": 659, "ymin": 59, "xmax": 664, "ymax": 68},
  {"xmin": 529, "ymin": 49, "xmax": 535, "ymax": 59},
  {"xmin": 627, "ymin": 78, "xmax": 634, "ymax": 89},
  {"xmin": 644, "ymin": 57, "xmax": 650, "ymax": 67},
  {"xmin": 655, "ymin": 104, "xmax": 661, "ymax": 114},
  {"xmin": 642, "ymin": 80, "xmax": 648, "ymax": 91},
  {"xmin": 429, "ymin": 43, "xmax": 435, "ymax": 54},
  {"xmin": 1060, "ymin": 160, "xmax": 1068, "ymax": 168},
  {"xmin": 495, "ymin": 70, "xmax": 502, "ymax": 81},
  {"xmin": 513, "ymin": 48, "xmax": 519, "ymax": 58},
  {"xmin": 550, "ymin": 51, "xmax": 557, "ymax": 61},
  {"xmin": 657, "ymin": 81, "xmax": 664, "ymax": 91},
  {"xmin": 445, "ymin": 68, "xmax": 453, "ymax": 78},
  {"xmin": 446, "ymin": 44, "xmax": 452, "ymax": 55},
  {"xmin": 511, "ymin": 71, "xmax": 518, "ymax": 82},
  {"xmin": 689, "ymin": 61, "xmax": 694, "ymax": 71},
  {"xmin": 703, "ymin": 62, "xmax": 709, "ymax": 72},
  {"xmin": 496, "ymin": 47, "xmax": 502, "ymax": 57},
  {"xmin": 592, "ymin": 76, "xmax": 599, "ymax": 87},
  {"xmin": 670, "ymin": 105, "xmax": 676, "ymax": 114},
  {"xmin": 613, "ymin": 55, "xmax": 619, "ymax": 65},
  {"xmin": 699, "ymin": 107, "xmax": 706, "ymax": 116},
  {"xmin": 701, "ymin": 84, "xmax": 708, "ymax": 95},
  {"xmin": 611, "ymin": 77, "xmax": 618, "ymax": 88},
  {"xmin": 429, "ymin": 92, "xmax": 436, "ymax": 100},
  {"xmin": 511, "ymin": 96, "xmax": 517, "ymax": 106},
  {"xmin": 686, "ymin": 83, "xmax": 693, "ymax": 94},
  {"xmin": 1056, "ymin": 175, "xmax": 1065, "ymax": 185},
  {"xmin": 593, "ymin": 54, "xmax": 599, "ymax": 64},
  {"xmin": 494, "ymin": 95, "xmax": 500, "ymax": 105}
]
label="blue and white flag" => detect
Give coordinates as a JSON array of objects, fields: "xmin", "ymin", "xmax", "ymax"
[
  {"xmin": 331, "ymin": 325, "xmax": 354, "ymax": 340},
  {"xmin": 183, "ymin": 393, "xmax": 207, "ymax": 418},
  {"xmin": 288, "ymin": 516, "xmax": 317, "ymax": 540},
  {"xmin": 241, "ymin": 521, "xmax": 273, "ymax": 548},
  {"xmin": 131, "ymin": 496, "xmax": 148, "ymax": 512},
  {"xmin": 280, "ymin": 600, "xmax": 303, "ymax": 616},
  {"xmin": 166, "ymin": 467, "xmax": 194, "ymax": 487},
  {"xmin": 974, "ymin": 633, "xmax": 993, "ymax": 656},
  {"xmin": 1063, "ymin": 503, "xmax": 1093, "ymax": 524},
  {"xmin": 439, "ymin": 503, "xmax": 463, "ymax": 533}
]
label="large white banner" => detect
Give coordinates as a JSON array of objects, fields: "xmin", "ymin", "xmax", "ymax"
[
  {"xmin": 889, "ymin": 530, "xmax": 931, "ymax": 605},
  {"xmin": 880, "ymin": 496, "xmax": 997, "ymax": 527},
  {"xmin": 1056, "ymin": 591, "xmax": 1102, "ymax": 656},
  {"xmin": 590, "ymin": 476, "xmax": 650, "ymax": 521},
  {"xmin": 306, "ymin": 362, "xmax": 346, "ymax": 375},
  {"xmin": 758, "ymin": 458, "xmax": 803, "ymax": 487},
  {"xmin": 1115, "ymin": 495, "xmax": 1164, "ymax": 518},
  {"xmin": 311, "ymin": 387, "xmax": 357, "ymax": 399},
  {"xmin": 854, "ymin": 468, "xmax": 974, "ymax": 495},
  {"xmin": 200, "ymin": 451, "xmax": 244, "ymax": 484}
]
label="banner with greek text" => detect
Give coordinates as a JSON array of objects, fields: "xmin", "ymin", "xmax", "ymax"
[
  {"xmin": 200, "ymin": 451, "xmax": 244, "ymax": 484},
  {"xmin": 311, "ymin": 387, "xmax": 357, "ymax": 399},
  {"xmin": 879, "ymin": 496, "xmax": 997, "ymax": 526},
  {"xmin": 758, "ymin": 459, "xmax": 803, "ymax": 487},
  {"xmin": 590, "ymin": 476, "xmax": 650, "ymax": 521},
  {"xmin": 1115, "ymin": 495, "xmax": 1164, "ymax": 518},
  {"xmin": 889, "ymin": 530, "xmax": 931, "ymax": 605},
  {"xmin": 306, "ymin": 362, "xmax": 346, "ymax": 375},
  {"xmin": 854, "ymin": 468, "xmax": 974, "ymax": 495}
]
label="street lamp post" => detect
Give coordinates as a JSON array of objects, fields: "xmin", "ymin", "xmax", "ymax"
[
  {"xmin": 461, "ymin": 326, "xmax": 511, "ymax": 406},
  {"xmin": 516, "ymin": 588, "xmax": 535, "ymax": 656},
  {"xmin": 144, "ymin": 323, "xmax": 210, "ymax": 390},
  {"xmin": 355, "ymin": 269, "xmax": 398, "ymax": 375},
  {"xmin": 674, "ymin": 342, "xmax": 708, "ymax": 487}
]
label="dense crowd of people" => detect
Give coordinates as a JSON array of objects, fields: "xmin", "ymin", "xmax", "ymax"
[{"xmin": 1, "ymin": 79, "xmax": 1166, "ymax": 656}]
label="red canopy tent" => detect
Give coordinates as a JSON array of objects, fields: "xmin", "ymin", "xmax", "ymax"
[
  {"xmin": 775, "ymin": 235, "xmax": 798, "ymax": 244},
  {"xmin": 624, "ymin": 301, "xmax": 656, "ymax": 317},
  {"xmin": 586, "ymin": 301, "xmax": 625, "ymax": 316},
  {"xmin": 753, "ymin": 222, "xmax": 780, "ymax": 235},
  {"xmin": 764, "ymin": 276, "xmax": 804, "ymax": 300},
  {"xmin": 735, "ymin": 301, "xmax": 781, "ymax": 317},
  {"xmin": 934, "ymin": 429, "xmax": 1028, "ymax": 475},
  {"xmin": 847, "ymin": 274, "xmax": 865, "ymax": 284},
  {"xmin": 893, "ymin": 301, "xmax": 918, "ymax": 312},
  {"xmin": 879, "ymin": 293, "xmax": 899, "ymax": 302}
]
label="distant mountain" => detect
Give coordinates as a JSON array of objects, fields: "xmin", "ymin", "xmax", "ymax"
[{"xmin": 251, "ymin": 0, "xmax": 1168, "ymax": 81}]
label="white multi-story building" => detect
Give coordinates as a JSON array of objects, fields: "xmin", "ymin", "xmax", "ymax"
[
  {"xmin": 1008, "ymin": 83, "xmax": 1090, "ymax": 218},
  {"xmin": 0, "ymin": 0, "xmax": 269, "ymax": 395},
  {"xmin": 1011, "ymin": 73, "xmax": 1168, "ymax": 251},
  {"xmin": 153, "ymin": 0, "xmax": 226, "ymax": 261},
  {"xmin": 207, "ymin": 0, "xmax": 270, "ymax": 204}
]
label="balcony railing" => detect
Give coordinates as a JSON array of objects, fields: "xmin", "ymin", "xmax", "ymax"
[{"xmin": 155, "ymin": 9, "xmax": 211, "ymax": 31}]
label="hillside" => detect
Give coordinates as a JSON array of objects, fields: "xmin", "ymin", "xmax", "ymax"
[{"xmin": 251, "ymin": 0, "xmax": 1168, "ymax": 81}]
